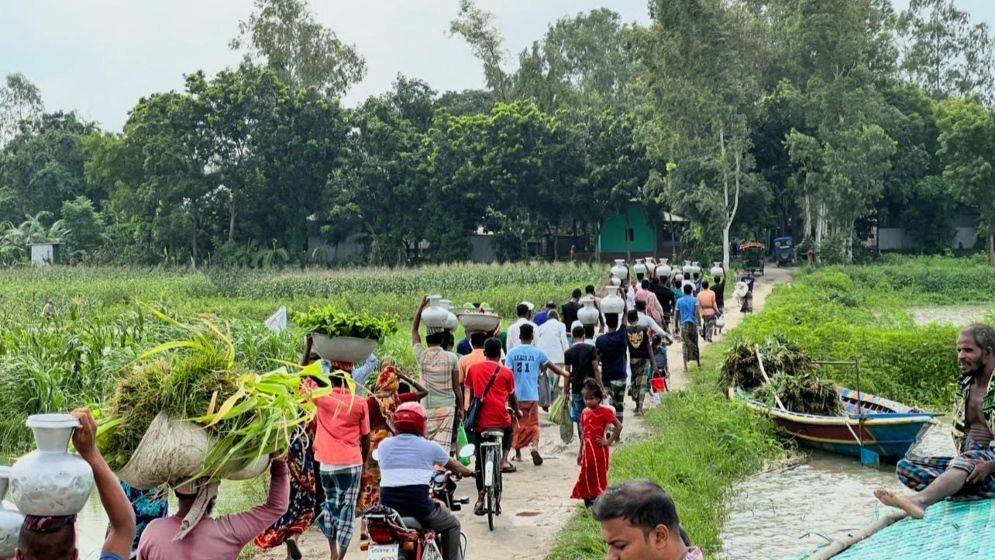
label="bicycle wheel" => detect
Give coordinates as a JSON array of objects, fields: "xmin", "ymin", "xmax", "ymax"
[
  {"xmin": 486, "ymin": 446, "xmax": 497, "ymax": 531},
  {"xmin": 494, "ymin": 455, "xmax": 503, "ymax": 513},
  {"xmin": 486, "ymin": 483, "xmax": 496, "ymax": 531}
]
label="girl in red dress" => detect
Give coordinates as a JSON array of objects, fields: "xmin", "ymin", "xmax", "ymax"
[{"xmin": 571, "ymin": 379, "xmax": 623, "ymax": 507}]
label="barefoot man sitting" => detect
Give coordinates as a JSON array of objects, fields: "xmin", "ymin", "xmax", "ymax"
[{"xmin": 876, "ymin": 323, "xmax": 995, "ymax": 519}]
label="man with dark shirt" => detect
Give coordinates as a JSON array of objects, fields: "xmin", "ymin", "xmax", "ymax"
[
  {"xmin": 626, "ymin": 310, "xmax": 658, "ymax": 416},
  {"xmin": 653, "ymin": 276, "xmax": 676, "ymax": 333},
  {"xmin": 595, "ymin": 311, "xmax": 629, "ymax": 423},
  {"xmin": 564, "ymin": 324, "xmax": 601, "ymax": 435},
  {"xmin": 712, "ymin": 274, "xmax": 726, "ymax": 315},
  {"xmin": 561, "ymin": 289, "xmax": 583, "ymax": 331}
]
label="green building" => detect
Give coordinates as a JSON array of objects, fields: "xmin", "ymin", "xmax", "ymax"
[{"xmin": 597, "ymin": 201, "xmax": 686, "ymax": 261}]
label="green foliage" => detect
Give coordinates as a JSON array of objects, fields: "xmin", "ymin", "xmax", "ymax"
[
  {"xmin": 231, "ymin": 0, "xmax": 366, "ymax": 97},
  {"xmin": 725, "ymin": 262, "xmax": 968, "ymax": 407},
  {"xmin": 293, "ymin": 307, "xmax": 397, "ymax": 340},
  {"xmin": 98, "ymin": 311, "xmax": 330, "ymax": 480},
  {"xmin": 549, "ymin": 338, "xmax": 785, "ymax": 558}
]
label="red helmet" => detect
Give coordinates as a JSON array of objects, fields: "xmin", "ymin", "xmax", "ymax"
[{"xmin": 393, "ymin": 402, "xmax": 427, "ymax": 435}]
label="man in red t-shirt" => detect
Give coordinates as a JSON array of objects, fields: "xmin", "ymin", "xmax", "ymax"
[{"xmin": 465, "ymin": 337, "xmax": 520, "ymax": 515}]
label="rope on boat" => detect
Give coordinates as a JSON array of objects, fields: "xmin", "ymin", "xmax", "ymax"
[{"xmin": 806, "ymin": 512, "xmax": 907, "ymax": 560}]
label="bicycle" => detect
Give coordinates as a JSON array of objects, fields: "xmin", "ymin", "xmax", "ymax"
[{"xmin": 478, "ymin": 429, "xmax": 504, "ymax": 531}]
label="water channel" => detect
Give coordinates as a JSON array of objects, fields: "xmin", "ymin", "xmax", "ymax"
[{"xmin": 719, "ymin": 422, "xmax": 954, "ymax": 559}]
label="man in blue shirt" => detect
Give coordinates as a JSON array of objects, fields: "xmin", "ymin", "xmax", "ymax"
[
  {"xmin": 506, "ymin": 324, "xmax": 567, "ymax": 465},
  {"xmin": 379, "ymin": 403, "xmax": 473, "ymax": 560},
  {"xmin": 596, "ymin": 309, "xmax": 629, "ymax": 423},
  {"xmin": 675, "ymin": 284, "xmax": 701, "ymax": 373},
  {"xmin": 533, "ymin": 301, "xmax": 556, "ymax": 327}
]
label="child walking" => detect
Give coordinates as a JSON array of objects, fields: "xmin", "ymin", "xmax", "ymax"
[{"xmin": 571, "ymin": 380, "xmax": 623, "ymax": 507}]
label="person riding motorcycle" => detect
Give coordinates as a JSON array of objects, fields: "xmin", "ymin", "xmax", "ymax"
[{"xmin": 377, "ymin": 402, "xmax": 474, "ymax": 560}]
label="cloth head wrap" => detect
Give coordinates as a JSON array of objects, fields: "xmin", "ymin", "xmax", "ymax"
[{"xmin": 172, "ymin": 479, "xmax": 220, "ymax": 541}]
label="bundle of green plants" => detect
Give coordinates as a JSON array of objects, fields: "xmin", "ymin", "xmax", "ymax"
[
  {"xmin": 720, "ymin": 335, "xmax": 814, "ymax": 389},
  {"xmin": 753, "ymin": 370, "xmax": 842, "ymax": 416},
  {"xmin": 97, "ymin": 308, "xmax": 338, "ymax": 480},
  {"xmin": 293, "ymin": 306, "xmax": 397, "ymax": 340}
]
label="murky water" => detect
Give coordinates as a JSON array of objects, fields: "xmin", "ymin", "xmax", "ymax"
[
  {"xmin": 908, "ymin": 305, "xmax": 992, "ymax": 327},
  {"xmin": 74, "ymin": 480, "xmax": 259, "ymax": 559},
  {"xmin": 719, "ymin": 423, "xmax": 955, "ymax": 560}
]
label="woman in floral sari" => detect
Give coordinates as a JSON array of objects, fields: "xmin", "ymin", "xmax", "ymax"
[{"xmin": 357, "ymin": 362, "xmax": 428, "ymax": 535}]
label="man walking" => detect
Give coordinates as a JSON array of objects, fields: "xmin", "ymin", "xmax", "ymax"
[
  {"xmin": 626, "ymin": 310, "xmax": 658, "ymax": 416},
  {"xmin": 313, "ymin": 373, "xmax": 371, "ymax": 560},
  {"xmin": 697, "ymin": 280, "xmax": 719, "ymax": 342},
  {"xmin": 561, "ymin": 289, "xmax": 583, "ymax": 332},
  {"xmin": 675, "ymin": 284, "xmax": 701, "ymax": 373},
  {"xmin": 506, "ymin": 302, "xmax": 536, "ymax": 352},
  {"xmin": 876, "ymin": 324, "xmax": 995, "ymax": 518},
  {"xmin": 466, "ymin": 338, "xmax": 520, "ymax": 511},
  {"xmin": 564, "ymin": 324, "xmax": 601, "ymax": 435},
  {"xmin": 596, "ymin": 306, "xmax": 629, "ymax": 423},
  {"xmin": 536, "ymin": 309, "xmax": 570, "ymax": 406},
  {"xmin": 507, "ymin": 324, "xmax": 567, "ymax": 465},
  {"xmin": 534, "ymin": 301, "xmax": 556, "ymax": 326}
]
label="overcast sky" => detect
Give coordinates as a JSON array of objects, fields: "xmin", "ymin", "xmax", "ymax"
[{"xmin": 1, "ymin": 0, "xmax": 993, "ymax": 132}]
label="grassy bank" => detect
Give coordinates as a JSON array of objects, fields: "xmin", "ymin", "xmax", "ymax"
[
  {"xmin": 548, "ymin": 336, "xmax": 785, "ymax": 558},
  {"xmin": 549, "ymin": 256, "xmax": 991, "ymax": 557}
]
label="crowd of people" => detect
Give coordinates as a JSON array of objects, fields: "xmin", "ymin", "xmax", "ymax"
[{"xmin": 8, "ymin": 259, "xmax": 733, "ymax": 560}]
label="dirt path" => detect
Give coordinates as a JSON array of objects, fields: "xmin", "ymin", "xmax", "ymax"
[{"xmin": 251, "ymin": 267, "xmax": 793, "ymax": 560}]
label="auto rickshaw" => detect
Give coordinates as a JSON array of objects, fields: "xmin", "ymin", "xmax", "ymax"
[
  {"xmin": 739, "ymin": 241, "xmax": 765, "ymax": 275},
  {"xmin": 773, "ymin": 236, "xmax": 794, "ymax": 266}
]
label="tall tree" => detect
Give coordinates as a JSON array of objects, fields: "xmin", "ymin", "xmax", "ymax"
[
  {"xmin": 449, "ymin": 0, "xmax": 510, "ymax": 101},
  {"xmin": 231, "ymin": 0, "xmax": 366, "ymax": 98},
  {"xmin": 0, "ymin": 112, "xmax": 97, "ymax": 223},
  {"xmin": 0, "ymin": 73, "xmax": 43, "ymax": 146},
  {"xmin": 897, "ymin": 0, "xmax": 995, "ymax": 102},
  {"xmin": 936, "ymin": 97, "xmax": 995, "ymax": 264},
  {"xmin": 639, "ymin": 0, "xmax": 762, "ymax": 270},
  {"xmin": 512, "ymin": 9, "xmax": 642, "ymax": 112}
]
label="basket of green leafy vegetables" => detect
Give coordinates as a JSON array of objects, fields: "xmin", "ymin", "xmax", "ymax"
[{"xmin": 294, "ymin": 307, "xmax": 397, "ymax": 363}]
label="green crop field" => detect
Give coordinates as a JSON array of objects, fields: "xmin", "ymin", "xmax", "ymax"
[{"xmin": 0, "ymin": 263, "xmax": 601, "ymax": 459}]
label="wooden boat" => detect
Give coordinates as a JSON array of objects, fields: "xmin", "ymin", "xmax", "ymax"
[{"xmin": 731, "ymin": 387, "xmax": 937, "ymax": 460}]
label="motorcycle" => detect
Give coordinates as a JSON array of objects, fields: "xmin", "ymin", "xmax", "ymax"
[
  {"xmin": 363, "ymin": 444, "xmax": 474, "ymax": 560},
  {"xmin": 431, "ymin": 470, "xmax": 471, "ymax": 512}
]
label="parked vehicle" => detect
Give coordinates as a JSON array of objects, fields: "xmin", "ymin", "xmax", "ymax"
[{"xmin": 773, "ymin": 237, "xmax": 794, "ymax": 266}]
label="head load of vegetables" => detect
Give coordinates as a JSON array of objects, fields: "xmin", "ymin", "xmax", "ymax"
[
  {"xmin": 293, "ymin": 307, "xmax": 397, "ymax": 340},
  {"xmin": 97, "ymin": 307, "xmax": 347, "ymax": 483}
]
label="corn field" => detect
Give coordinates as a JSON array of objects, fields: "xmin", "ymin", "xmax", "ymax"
[{"xmin": 0, "ymin": 263, "xmax": 600, "ymax": 458}]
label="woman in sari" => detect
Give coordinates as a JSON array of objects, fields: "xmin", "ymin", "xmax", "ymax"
[
  {"xmin": 411, "ymin": 296, "xmax": 463, "ymax": 452},
  {"xmin": 357, "ymin": 362, "xmax": 428, "ymax": 537}
]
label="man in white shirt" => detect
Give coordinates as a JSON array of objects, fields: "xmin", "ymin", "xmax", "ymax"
[
  {"xmin": 506, "ymin": 301, "xmax": 536, "ymax": 352},
  {"xmin": 635, "ymin": 300, "xmax": 671, "ymax": 341},
  {"xmin": 536, "ymin": 309, "xmax": 570, "ymax": 407}
]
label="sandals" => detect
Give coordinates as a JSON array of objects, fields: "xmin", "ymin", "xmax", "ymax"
[
  {"xmin": 474, "ymin": 494, "xmax": 486, "ymax": 516},
  {"xmin": 531, "ymin": 450, "xmax": 544, "ymax": 466},
  {"xmin": 501, "ymin": 464, "xmax": 518, "ymax": 473}
]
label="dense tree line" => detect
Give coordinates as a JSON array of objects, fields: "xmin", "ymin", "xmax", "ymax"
[{"xmin": 1, "ymin": 0, "xmax": 994, "ymax": 267}]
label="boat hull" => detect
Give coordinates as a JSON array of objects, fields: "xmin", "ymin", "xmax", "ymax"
[{"xmin": 734, "ymin": 387, "xmax": 936, "ymax": 460}]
